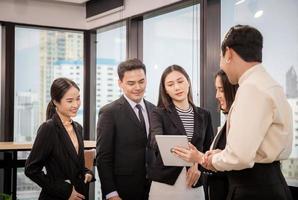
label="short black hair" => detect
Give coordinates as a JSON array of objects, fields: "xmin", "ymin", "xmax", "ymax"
[
  {"xmin": 117, "ymin": 58, "xmax": 146, "ymax": 80},
  {"xmin": 221, "ymin": 25, "xmax": 263, "ymax": 62}
]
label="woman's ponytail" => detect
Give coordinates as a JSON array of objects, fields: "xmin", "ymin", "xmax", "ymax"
[{"xmin": 46, "ymin": 100, "xmax": 56, "ymax": 120}]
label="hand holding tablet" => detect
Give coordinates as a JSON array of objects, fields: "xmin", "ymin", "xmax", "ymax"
[{"xmin": 155, "ymin": 135, "xmax": 192, "ymax": 166}]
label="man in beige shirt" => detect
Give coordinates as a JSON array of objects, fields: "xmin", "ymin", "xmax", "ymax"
[
  {"xmin": 173, "ymin": 25, "xmax": 293, "ymax": 200},
  {"xmin": 207, "ymin": 25, "xmax": 293, "ymax": 200}
]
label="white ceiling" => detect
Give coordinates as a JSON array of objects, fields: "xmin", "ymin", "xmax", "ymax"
[{"xmin": 52, "ymin": 0, "xmax": 90, "ymax": 4}]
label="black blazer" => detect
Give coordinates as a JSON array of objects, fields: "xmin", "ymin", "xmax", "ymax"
[
  {"xmin": 96, "ymin": 96, "xmax": 155, "ymax": 200},
  {"xmin": 148, "ymin": 104, "xmax": 214, "ymax": 186},
  {"xmin": 207, "ymin": 122, "xmax": 229, "ymax": 200},
  {"xmin": 25, "ymin": 113, "xmax": 94, "ymax": 200}
]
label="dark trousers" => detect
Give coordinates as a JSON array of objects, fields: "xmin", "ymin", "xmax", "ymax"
[
  {"xmin": 226, "ymin": 161, "xmax": 293, "ymax": 200},
  {"xmin": 104, "ymin": 178, "xmax": 150, "ymax": 200},
  {"xmin": 207, "ymin": 173, "xmax": 229, "ymax": 200}
]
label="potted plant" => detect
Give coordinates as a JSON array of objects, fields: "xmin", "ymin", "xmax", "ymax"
[{"xmin": 0, "ymin": 193, "xmax": 12, "ymax": 200}]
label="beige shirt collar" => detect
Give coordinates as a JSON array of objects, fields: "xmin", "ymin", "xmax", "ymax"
[{"xmin": 238, "ymin": 63, "xmax": 263, "ymax": 85}]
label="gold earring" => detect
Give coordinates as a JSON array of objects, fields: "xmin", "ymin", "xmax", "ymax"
[{"xmin": 225, "ymin": 59, "xmax": 231, "ymax": 63}]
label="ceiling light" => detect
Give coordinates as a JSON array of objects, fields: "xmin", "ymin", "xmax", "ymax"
[
  {"xmin": 254, "ymin": 10, "xmax": 263, "ymax": 18},
  {"xmin": 235, "ymin": 0, "xmax": 245, "ymax": 5}
]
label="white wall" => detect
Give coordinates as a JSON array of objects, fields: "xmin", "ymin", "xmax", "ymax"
[
  {"xmin": 86, "ymin": 0, "xmax": 183, "ymax": 29},
  {"xmin": 0, "ymin": 0, "xmax": 86, "ymax": 29},
  {"xmin": 0, "ymin": 0, "xmax": 183, "ymax": 30}
]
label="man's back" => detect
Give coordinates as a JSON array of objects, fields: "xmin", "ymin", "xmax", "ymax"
[{"xmin": 237, "ymin": 64, "xmax": 293, "ymax": 162}]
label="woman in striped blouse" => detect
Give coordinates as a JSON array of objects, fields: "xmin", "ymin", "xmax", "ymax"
[{"xmin": 147, "ymin": 65, "xmax": 214, "ymax": 200}]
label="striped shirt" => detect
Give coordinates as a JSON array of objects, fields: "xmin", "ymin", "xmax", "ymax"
[{"xmin": 176, "ymin": 106, "xmax": 194, "ymax": 141}]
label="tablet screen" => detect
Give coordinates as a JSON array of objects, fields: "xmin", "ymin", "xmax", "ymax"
[{"xmin": 155, "ymin": 135, "xmax": 192, "ymax": 166}]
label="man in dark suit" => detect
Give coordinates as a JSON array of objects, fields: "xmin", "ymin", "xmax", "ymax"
[{"xmin": 96, "ymin": 58, "xmax": 155, "ymax": 200}]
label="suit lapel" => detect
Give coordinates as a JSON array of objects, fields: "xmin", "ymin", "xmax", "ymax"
[
  {"xmin": 53, "ymin": 113, "xmax": 81, "ymax": 169},
  {"xmin": 119, "ymin": 96, "xmax": 142, "ymax": 129},
  {"xmin": 144, "ymin": 100, "xmax": 155, "ymax": 129},
  {"xmin": 191, "ymin": 106, "xmax": 203, "ymax": 144},
  {"xmin": 73, "ymin": 122, "xmax": 84, "ymax": 167},
  {"xmin": 167, "ymin": 104, "xmax": 186, "ymax": 136}
]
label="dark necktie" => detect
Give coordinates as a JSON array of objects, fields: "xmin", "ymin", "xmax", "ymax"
[{"xmin": 136, "ymin": 104, "xmax": 146, "ymax": 135}]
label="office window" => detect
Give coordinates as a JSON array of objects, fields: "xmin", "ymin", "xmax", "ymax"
[
  {"xmin": 0, "ymin": 25, "xmax": 2, "ymax": 134},
  {"xmin": 143, "ymin": 4, "xmax": 200, "ymax": 105},
  {"xmin": 14, "ymin": 26, "xmax": 84, "ymax": 199},
  {"xmin": 96, "ymin": 22, "xmax": 126, "ymax": 116},
  {"xmin": 221, "ymin": 0, "xmax": 298, "ymax": 185},
  {"xmin": 95, "ymin": 22, "xmax": 126, "ymax": 200}
]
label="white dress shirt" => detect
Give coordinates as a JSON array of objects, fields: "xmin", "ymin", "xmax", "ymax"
[{"xmin": 212, "ymin": 64, "xmax": 293, "ymax": 171}]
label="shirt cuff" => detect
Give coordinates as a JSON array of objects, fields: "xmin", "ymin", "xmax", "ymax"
[
  {"xmin": 212, "ymin": 152, "xmax": 225, "ymax": 171},
  {"xmin": 106, "ymin": 191, "xmax": 119, "ymax": 199}
]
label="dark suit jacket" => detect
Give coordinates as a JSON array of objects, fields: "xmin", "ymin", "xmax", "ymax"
[
  {"xmin": 96, "ymin": 95, "xmax": 155, "ymax": 200},
  {"xmin": 148, "ymin": 104, "xmax": 214, "ymax": 186},
  {"xmin": 207, "ymin": 122, "xmax": 229, "ymax": 200},
  {"xmin": 25, "ymin": 113, "xmax": 94, "ymax": 200}
]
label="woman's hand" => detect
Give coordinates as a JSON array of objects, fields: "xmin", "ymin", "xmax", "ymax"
[
  {"xmin": 186, "ymin": 163, "xmax": 201, "ymax": 188},
  {"xmin": 68, "ymin": 186, "xmax": 85, "ymax": 200},
  {"xmin": 84, "ymin": 173, "xmax": 93, "ymax": 183},
  {"xmin": 108, "ymin": 196, "xmax": 122, "ymax": 200},
  {"xmin": 173, "ymin": 143, "xmax": 204, "ymax": 164}
]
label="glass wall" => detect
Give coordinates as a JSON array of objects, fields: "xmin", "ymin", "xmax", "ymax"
[
  {"xmin": 143, "ymin": 3, "xmax": 200, "ymax": 105},
  {"xmin": 0, "ymin": 25, "xmax": 2, "ymax": 135},
  {"xmin": 221, "ymin": 0, "xmax": 298, "ymax": 186},
  {"xmin": 14, "ymin": 26, "xmax": 84, "ymax": 199},
  {"xmin": 95, "ymin": 22, "xmax": 126, "ymax": 122},
  {"xmin": 95, "ymin": 22, "xmax": 126, "ymax": 200}
]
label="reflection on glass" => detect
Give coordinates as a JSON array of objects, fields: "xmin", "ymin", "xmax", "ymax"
[
  {"xmin": 95, "ymin": 22, "xmax": 126, "ymax": 200},
  {"xmin": 14, "ymin": 27, "xmax": 84, "ymax": 199},
  {"xmin": 221, "ymin": 0, "xmax": 298, "ymax": 184},
  {"xmin": 143, "ymin": 4, "xmax": 200, "ymax": 105}
]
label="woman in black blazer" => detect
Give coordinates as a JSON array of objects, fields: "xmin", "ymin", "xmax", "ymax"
[
  {"xmin": 206, "ymin": 70, "xmax": 238, "ymax": 200},
  {"xmin": 147, "ymin": 65, "xmax": 214, "ymax": 200},
  {"xmin": 25, "ymin": 78, "xmax": 94, "ymax": 200},
  {"xmin": 174, "ymin": 70, "xmax": 238, "ymax": 200}
]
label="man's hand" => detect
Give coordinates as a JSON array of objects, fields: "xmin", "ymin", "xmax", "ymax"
[
  {"xmin": 68, "ymin": 186, "xmax": 85, "ymax": 200},
  {"xmin": 186, "ymin": 163, "xmax": 201, "ymax": 188},
  {"xmin": 201, "ymin": 149, "xmax": 221, "ymax": 171}
]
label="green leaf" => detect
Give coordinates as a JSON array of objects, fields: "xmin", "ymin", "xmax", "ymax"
[{"xmin": 0, "ymin": 193, "xmax": 12, "ymax": 200}]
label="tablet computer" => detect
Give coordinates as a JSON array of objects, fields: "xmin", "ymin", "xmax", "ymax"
[{"xmin": 155, "ymin": 135, "xmax": 192, "ymax": 166}]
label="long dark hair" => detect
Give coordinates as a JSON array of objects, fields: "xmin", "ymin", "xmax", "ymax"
[
  {"xmin": 215, "ymin": 70, "xmax": 238, "ymax": 114},
  {"xmin": 46, "ymin": 77, "xmax": 80, "ymax": 120},
  {"xmin": 157, "ymin": 65, "xmax": 194, "ymax": 109}
]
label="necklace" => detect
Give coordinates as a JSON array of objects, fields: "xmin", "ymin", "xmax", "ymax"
[{"xmin": 62, "ymin": 119, "xmax": 73, "ymax": 126}]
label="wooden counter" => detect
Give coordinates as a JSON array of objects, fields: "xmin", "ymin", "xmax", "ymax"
[{"xmin": 0, "ymin": 140, "xmax": 96, "ymax": 151}]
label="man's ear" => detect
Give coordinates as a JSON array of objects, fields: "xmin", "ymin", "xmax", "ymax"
[{"xmin": 225, "ymin": 47, "xmax": 232, "ymax": 63}]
